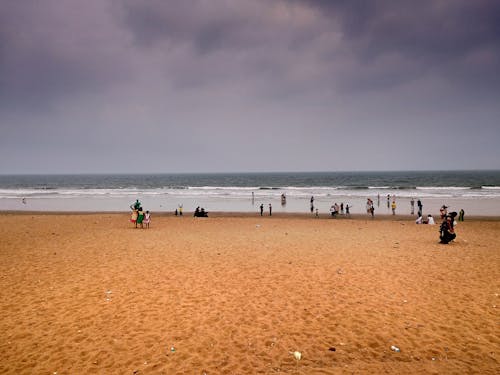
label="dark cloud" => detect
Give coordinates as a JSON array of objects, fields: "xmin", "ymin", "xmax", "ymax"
[
  {"xmin": 0, "ymin": 0, "xmax": 499, "ymax": 173},
  {"xmin": 0, "ymin": 1, "xmax": 132, "ymax": 112}
]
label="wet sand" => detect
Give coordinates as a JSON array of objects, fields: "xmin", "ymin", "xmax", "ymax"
[{"xmin": 0, "ymin": 213, "xmax": 498, "ymax": 374}]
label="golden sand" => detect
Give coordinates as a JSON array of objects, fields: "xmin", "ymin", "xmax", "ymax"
[{"xmin": 0, "ymin": 213, "xmax": 498, "ymax": 374}]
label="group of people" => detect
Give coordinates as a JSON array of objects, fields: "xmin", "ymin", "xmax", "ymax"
[
  {"xmin": 130, "ymin": 199, "xmax": 151, "ymax": 229},
  {"xmin": 194, "ymin": 206, "xmax": 209, "ymax": 217},
  {"xmin": 331, "ymin": 202, "xmax": 350, "ymax": 217},
  {"xmin": 129, "ymin": 196, "xmax": 465, "ymax": 245},
  {"xmin": 259, "ymin": 203, "xmax": 272, "ymax": 216}
]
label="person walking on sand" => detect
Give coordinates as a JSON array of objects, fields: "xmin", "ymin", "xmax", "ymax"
[
  {"xmin": 269, "ymin": 203, "xmax": 272, "ymax": 216},
  {"xmin": 391, "ymin": 200, "xmax": 397, "ymax": 215},
  {"xmin": 260, "ymin": 204, "xmax": 264, "ymax": 216}
]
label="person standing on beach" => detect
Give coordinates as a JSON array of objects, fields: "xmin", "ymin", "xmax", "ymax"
[
  {"xmin": 260, "ymin": 204, "xmax": 264, "ymax": 216},
  {"xmin": 391, "ymin": 200, "xmax": 397, "ymax": 215},
  {"xmin": 269, "ymin": 203, "xmax": 272, "ymax": 216},
  {"xmin": 410, "ymin": 198, "xmax": 415, "ymax": 215},
  {"xmin": 137, "ymin": 207, "xmax": 145, "ymax": 228},
  {"xmin": 417, "ymin": 199, "xmax": 423, "ymax": 217},
  {"xmin": 387, "ymin": 194, "xmax": 390, "ymax": 208},
  {"xmin": 458, "ymin": 209, "xmax": 465, "ymax": 221},
  {"xmin": 144, "ymin": 211, "xmax": 151, "ymax": 228},
  {"xmin": 130, "ymin": 208, "xmax": 138, "ymax": 227},
  {"xmin": 131, "ymin": 199, "xmax": 141, "ymax": 210}
]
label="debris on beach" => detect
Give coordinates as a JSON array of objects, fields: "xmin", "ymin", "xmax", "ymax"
[
  {"xmin": 390, "ymin": 345, "xmax": 401, "ymax": 352},
  {"xmin": 289, "ymin": 351, "xmax": 302, "ymax": 360},
  {"xmin": 328, "ymin": 347, "xmax": 336, "ymax": 352}
]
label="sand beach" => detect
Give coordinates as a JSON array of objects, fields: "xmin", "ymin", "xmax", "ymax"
[{"xmin": 0, "ymin": 213, "xmax": 498, "ymax": 374}]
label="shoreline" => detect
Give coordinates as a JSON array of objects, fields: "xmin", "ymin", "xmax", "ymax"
[{"xmin": 3, "ymin": 210, "xmax": 500, "ymax": 221}]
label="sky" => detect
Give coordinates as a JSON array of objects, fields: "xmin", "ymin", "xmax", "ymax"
[{"xmin": 1, "ymin": 0, "xmax": 499, "ymax": 174}]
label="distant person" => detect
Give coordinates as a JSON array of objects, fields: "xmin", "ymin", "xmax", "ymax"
[
  {"xmin": 130, "ymin": 208, "xmax": 138, "ymax": 227},
  {"xmin": 260, "ymin": 204, "xmax": 264, "ymax": 216},
  {"xmin": 415, "ymin": 215, "xmax": 423, "ymax": 224},
  {"xmin": 458, "ymin": 209, "xmax": 465, "ymax": 222},
  {"xmin": 144, "ymin": 211, "xmax": 151, "ymax": 228},
  {"xmin": 340, "ymin": 202, "xmax": 344, "ymax": 214},
  {"xmin": 178, "ymin": 204, "xmax": 183, "ymax": 216},
  {"xmin": 315, "ymin": 208, "xmax": 319, "ymax": 218},
  {"xmin": 439, "ymin": 213, "xmax": 457, "ymax": 244},
  {"xmin": 269, "ymin": 203, "xmax": 272, "ymax": 216},
  {"xmin": 345, "ymin": 204, "xmax": 350, "ymax": 216},
  {"xmin": 194, "ymin": 207, "xmax": 200, "ymax": 217},
  {"xmin": 427, "ymin": 214, "xmax": 435, "ymax": 225},
  {"xmin": 137, "ymin": 207, "xmax": 145, "ymax": 228},
  {"xmin": 417, "ymin": 199, "xmax": 423, "ymax": 217},
  {"xmin": 410, "ymin": 198, "xmax": 415, "ymax": 215},
  {"xmin": 366, "ymin": 198, "xmax": 374, "ymax": 217},
  {"xmin": 131, "ymin": 199, "xmax": 141, "ymax": 210},
  {"xmin": 377, "ymin": 194, "xmax": 380, "ymax": 207},
  {"xmin": 387, "ymin": 195, "xmax": 390, "ymax": 208},
  {"xmin": 391, "ymin": 200, "xmax": 396, "ymax": 215},
  {"xmin": 22, "ymin": 197, "xmax": 27, "ymax": 204},
  {"xmin": 440, "ymin": 205, "xmax": 448, "ymax": 219}
]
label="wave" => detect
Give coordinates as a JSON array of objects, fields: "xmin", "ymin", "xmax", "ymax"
[{"xmin": 416, "ymin": 186, "xmax": 472, "ymax": 190}]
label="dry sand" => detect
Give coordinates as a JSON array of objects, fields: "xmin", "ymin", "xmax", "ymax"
[{"xmin": 0, "ymin": 213, "xmax": 498, "ymax": 374}]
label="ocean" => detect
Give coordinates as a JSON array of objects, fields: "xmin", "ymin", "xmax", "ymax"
[{"xmin": 1, "ymin": 171, "xmax": 499, "ymax": 216}]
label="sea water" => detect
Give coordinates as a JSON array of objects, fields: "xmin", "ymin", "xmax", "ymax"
[{"xmin": 0, "ymin": 171, "xmax": 499, "ymax": 216}]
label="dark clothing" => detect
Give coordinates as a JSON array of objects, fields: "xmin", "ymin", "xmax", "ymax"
[{"xmin": 439, "ymin": 219, "xmax": 456, "ymax": 244}]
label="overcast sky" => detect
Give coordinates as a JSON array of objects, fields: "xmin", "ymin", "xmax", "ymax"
[{"xmin": 1, "ymin": 0, "xmax": 499, "ymax": 174}]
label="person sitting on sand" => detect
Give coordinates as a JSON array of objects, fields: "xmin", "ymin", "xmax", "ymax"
[
  {"xmin": 427, "ymin": 214, "xmax": 435, "ymax": 225},
  {"xmin": 439, "ymin": 213, "xmax": 457, "ymax": 244},
  {"xmin": 415, "ymin": 215, "xmax": 423, "ymax": 224}
]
